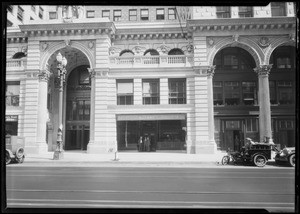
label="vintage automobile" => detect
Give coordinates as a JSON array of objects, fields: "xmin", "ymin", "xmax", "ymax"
[
  {"xmin": 5, "ymin": 134, "xmax": 25, "ymax": 165},
  {"xmin": 274, "ymin": 146, "xmax": 295, "ymax": 167},
  {"xmin": 221, "ymin": 138, "xmax": 272, "ymax": 167}
]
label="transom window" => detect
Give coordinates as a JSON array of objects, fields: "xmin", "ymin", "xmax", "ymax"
[
  {"xmin": 113, "ymin": 10, "xmax": 122, "ymax": 21},
  {"xmin": 141, "ymin": 9, "xmax": 149, "ymax": 20},
  {"xmin": 238, "ymin": 6, "xmax": 253, "ymax": 17},
  {"xmin": 216, "ymin": 6, "xmax": 231, "ymax": 18},
  {"xmin": 117, "ymin": 80, "xmax": 133, "ymax": 105},
  {"xmin": 6, "ymin": 81, "xmax": 20, "ymax": 106},
  {"xmin": 168, "ymin": 78, "xmax": 186, "ymax": 104},
  {"xmin": 129, "ymin": 9, "xmax": 137, "ymax": 21},
  {"xmin": 271, "ymin": 2, "xmax": 286, "ymax": 17},
  {"xmin": 67, "ymin": 99, "xmax": 90, "ymax": 121},
  {"xmin": 168, "ymin": 8, "xmax": 176, "ymax": 20},
  {"xmin": 214, "ymin": 47, "xmax": 255, "ymax": 70},
  {"xmin": 143, "ymin": 79, "xmax": 160, "ymax": 105},
  {"xmin": 270, "ymin": 46, "xmax": 295, "ymax": 69},
  {"xmin": 156, "ymin": 8, "xmax": 165, "ymax": 20}
]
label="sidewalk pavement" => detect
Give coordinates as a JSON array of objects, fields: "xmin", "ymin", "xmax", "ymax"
[{"xmin": 17, "ymin": 150, "xmax": 230, "ymax": 167}]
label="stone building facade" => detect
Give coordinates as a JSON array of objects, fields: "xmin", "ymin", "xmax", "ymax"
[{"xmin": 5, "ymin": 4, "xmax": 297, "ymax": 155}]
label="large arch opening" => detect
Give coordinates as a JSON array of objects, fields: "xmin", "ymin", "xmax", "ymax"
[
  {"xmin": 268, "ymin": 45, "xmax": 296, "ymax": 148},
  {"xmin": 212, "ymin": 47, "xmax": 257, "ymax": 151},
  {"xmin": 47, "ymin": 46, "xmax": 91, "ymax": 151}
]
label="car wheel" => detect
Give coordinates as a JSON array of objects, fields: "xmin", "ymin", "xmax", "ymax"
[
  {"xmin": 288, "ymin": 154, "xmax": 295, "ymax": 167},
  {"xmin": 6, "ymin": 151, "xmax": 11, "ymax": 165},
  {"xmin": 16, "ymin": 155, "xmax": 25, "ymax": 164},
  {"xmin": 221, "ymin": 156, "xmax": 230, "ymax": 165},
  {"xmin": 253, "ymin": 154, "xmax": 267, "ymax": 167}
]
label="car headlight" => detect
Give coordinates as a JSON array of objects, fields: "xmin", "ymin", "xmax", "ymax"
[{"xmin": 16, "ymin": 148, "xmax": 24, "ymax": 159}]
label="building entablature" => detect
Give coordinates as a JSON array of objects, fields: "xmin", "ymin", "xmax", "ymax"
[
  {"xmin": 18, "ymin": 19, "xmax": 116, "ymax": 37},
  {"xmin": 187, "ymin": 17, "xmax": 296, "ymax": 33}
]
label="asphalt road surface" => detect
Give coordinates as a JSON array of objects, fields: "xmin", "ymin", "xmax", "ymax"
[{"xmin": 5, "ymin": 165, "xmax": 295, "ymax": 212}]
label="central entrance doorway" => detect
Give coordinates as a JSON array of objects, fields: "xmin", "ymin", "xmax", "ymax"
[{"xmin": 65, "ymin": 65, "xmax": 91, "ymax": 151}]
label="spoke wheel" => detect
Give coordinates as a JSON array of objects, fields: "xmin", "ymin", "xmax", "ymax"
[
  {"xmin": 288, "ymin": 154, "xmax": 295, "ymax": 167},
  {"xmin": 221, "ymin": 156, "xmax": 230, "ymax": 165},
  {"xmin": 16, "ymin": 155, "xmax": 25, "ymax": 164},
  {"xmin": 6, "ymin": 151, "xmax": 11, "ymax": 165},
  {"xmin": 253, "ymin": 154, "xmax": 267, "ymax": 167}
]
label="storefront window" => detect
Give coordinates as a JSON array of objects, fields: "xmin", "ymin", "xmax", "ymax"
[
  {"xmin": 168, "ymin": 78, "xmax": 186, "ymax": 104},
  {"xmin": 242, "ymin": 82, "xmax": 257, "ymax": 105},
  {"xmin": 143, "ymin": 79, "xmax": 160, "ymax": 105},
  {"xmin": 5, "ymin": 115, "xmax": 18, "ymax": 135},
  {"xmin": 246, "ymin": 118, "xmax": 258, "ymax": 132},
  {"xmin": 224, "ymin": 81, "xmax": 240, "ymax": 105},
  {"xmin": 117, "ymin": 80, "xmax": 133, "ymax": 105},
  {"xmin": 6, "ymin": 81, "xmax": 20, "ymax": 106}
]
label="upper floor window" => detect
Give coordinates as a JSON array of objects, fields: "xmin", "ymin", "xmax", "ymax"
[
  {"xmin": 270, "ymin": 46, "xmax": 295, "ymax": 69},
  {"xmin": 214, "ymin": 47, "xmax": 255, "ymax": 70},
  {"xmin": 242, "ymin": 82, "xmax": 257, "ymax": 105},
  {"xmin": 224, "ymin": 81, "xmax": 240, "ymax": 105},
  {"xmin": 143, "ymin": 79, "xmax": 160, "ymax": 105},
  {"xmin": 6, "ymin": 81, "xmax": 20, "ymax": 107},
  {"xmin": 156, "ymin": 8, "xmax": 165, "ymax": 20},
  {"xmin": 269, "ymin": 81, "xmax": 294, "ymax": 105},
  {"xmin": 216, "ymin": 6, "xmax": 231, "ymax": 18},
  {"xmin": 31, "ymin": 5, "xmax": 36, "ymax": 13},
  {"xmin": 271, "ymin": 2, "xmax": 286, "ymax": 17},
  {"xmin": 39, "ymin": 6, "xmax": 44, "ymax": 19},
  {"xmin": 113, "ymin": 10, "xmax": 122, "ymax": 21},
  {"xmin": 49, "ymin": 11, "xmax": 57, "ymax": 19},
  {"xmin": 238, "ymin": 6, "xmax": 253, "ymax": 17},
  {"xmin": 102, "ymin": 10, "xmax": 110, "ymax": 19},
  {"xmin": 129, "ymin": 9, "xmax": 137, "ymax": 21},
  {"xmin": 169, "ymin": 78, "xmax": 186, "ymax": 104},
  {"xmin": 168, "ymin": 8, "xmax": 176, "ymax": 20},
  {"xmin": 17, "ymin": 6, "xmax": 24, "ymax": 22},
  {"xmin": 141, "ymin": 9, "xmax": 149, "ymax": 20},
  {"xmin": 7, "ymin": 5, "xmax": 13, "ymax": 13},
  {"xmin": 117, "ymin": 80, "xmax": 133, "ymax": 105},
  {"xmin": 86, "ymin": 10, "xmax": 95, "ymax": 18}
]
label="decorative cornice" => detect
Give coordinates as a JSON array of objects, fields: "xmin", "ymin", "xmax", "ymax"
[
  {"xmin": 19, "ymin": 21, "xmax": 116, "ymax": 37},
  {"xmin": 254, "ymin": 64, "xmax": 273, "ymax": 76},
  {"xmin": 187, "ymin": 17, "xmax": 296, "ymax": 32}
]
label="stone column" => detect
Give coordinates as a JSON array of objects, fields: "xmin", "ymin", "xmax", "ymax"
[
  {"xmin": 88, "ymin": 68, "xmax": 95, "ymax": 145},
  {"xmin": 207, "ymin": 66, "xmax": 217, "ymax": 151},
  {"xmin": 36, "ymin": 69, "xmax": 51, "ymax": 153},
  {"xmin": 254, "ymin": 65, "xmax": 274, "ymax": 143}
]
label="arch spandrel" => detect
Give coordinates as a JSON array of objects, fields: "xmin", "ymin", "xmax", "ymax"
[
  {"xmin": 207, "ymin": 37, "xmax": 264, "ymax": 67},
  {"xmin": 40, "ymin": 41, "xmax": 95, "ymax": 72}
]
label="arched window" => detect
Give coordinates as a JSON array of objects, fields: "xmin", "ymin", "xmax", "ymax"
[
  {"xmin": 213, "ymin": 47, "xmax": 255, "ymax": 70},
  {"xmin": 270, "ymin": 46, "xmax": 295, "ymax": 69},
  {"xmin": 168, "ymin": 48, "xmax": 184, "ymax": 55},
  {"xmin": 12, "ymin": 52, "xmax": 26, "ymax": 59},
  {"xmin": 119, "ymin": 50, "xmax": 134, "ymax": 57},
  {"xmin": 144, "ymin": 49, "xmax": 159, "ymax": 56}
]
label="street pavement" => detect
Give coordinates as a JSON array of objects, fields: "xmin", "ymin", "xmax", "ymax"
[{"xmin": 9, "ymin": 150, "xmax": 283, "ymax": 168}]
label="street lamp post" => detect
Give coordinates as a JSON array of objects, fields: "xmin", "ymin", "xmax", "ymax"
[{"xmin": 53, "ymin": 52, "xmax": 67, "ymax": 160}]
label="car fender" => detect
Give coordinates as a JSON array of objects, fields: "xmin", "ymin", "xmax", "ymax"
[{"xmin": 6, "ymin": 149, "xmax": 15, "ymax": 158}]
